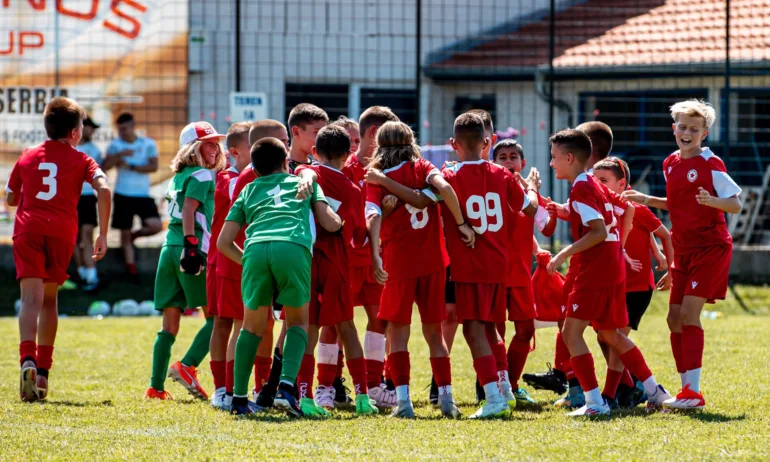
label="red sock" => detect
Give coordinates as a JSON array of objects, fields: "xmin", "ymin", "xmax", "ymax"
[
  {"xmin": 570, "ymin": 353, "xmax": 599, "ymax": 392},
  {"xmin": 508, "ymin": 320, "xmax": 535, "ymax": 388},
  {"xmin": 336, "ymin": 350, "xmax": 345, "ymax": 379},
  {"xmin": 619, "ymin": 346, "xmax": 652, "ymax": 383},
  {"xmin": 490, "ymin": 340, "xmax": 508, "ymax": 374},
  {"xmin": 621, "ymin": 368, "xmax": 635, "ymax": 387},
  {"xmin": 127, "ymin": 263, "xmax": 137, "ymax": 275},
  {"xmin": 670, "ymin": 332, "xmax": 685, "ymax": 373},
  {"xmin": 366, "ymin": 359, "xmax": 385, "ymax": 389},
  {"xmin": 473, "ymin": 354, "xmax": 498, "ymax": 387},
  {"xmin": 19, "ymin": 340, "xmax": 36, "ymax": 365},
  {"xmin": 388, "ymin": 351, "xmax": 410, "ymax": 386},
  {"xmin": 225, "ymin": 360, "xmax": 235, "ymax": 394},
  {"xmin": 555, "ymin": 331, "xmax": 573, "ymax": 378},
  {"xmin": 681, "ymin": 325, "xmax": 704, "ymax": 371},
  {"xmin": 210, "ymin": 360, "xmax": 226, "ymax": 390},
  {"xmin": 346, "ymin": 357, "xmax": 368, "ymax": 394},
  {"xmin": 603, "ymin": 368, "xmax": 623, "ymax": 398},
  {"xmin": 253, "ymin": 356, "xmax": 272, "ymax": 393},
  {"xmin": 429, "ymin": 356, "xmax": 452, "ymax": 387},
  {"xmin": 384, "ymin": 357, "xmax": 393, "ymax": 382},
  {"xmin": 298, "ymin": 354, "xmax": 315, "ymax": 399},
  {"xmin": 317, "ymin": 363, "xmax": 336, "ymax": 388},
  {"xmin": 37, "ymin": 345, "xmax": 54, "ymax": 370}
]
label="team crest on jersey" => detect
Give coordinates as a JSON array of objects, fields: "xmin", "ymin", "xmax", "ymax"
[{"xmin": 687, "ymin": 169, "xmax": 698, "ymax": 182}]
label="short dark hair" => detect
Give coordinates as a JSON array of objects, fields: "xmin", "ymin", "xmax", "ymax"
[
  {"xmin": 453, "ymin": 113, "xmax": 485, "ymax": 151},
  {"xmin": 576, "ymin": 121, "xmax": 613, "ymax": 160},
  {"xmin": 492, "ymin": 139, "xmax": 523, "ymax": 160},
  {"xmin": 330, "ymin": 115, "xmax": 358, "ymax": 131},
  {"xmin": 116, "ymin": 112, "xmax": 134, "ymax": 125},
  {"xmin": 287, "ymin": 103, "xmax": 329, "ymax": 131},
  {"xmin": 549, "ymin": 128, "xmax": 592, "ymax": 163},
  {"xmin": 315, "ymin": 125, "xmax": 351, "ymax": 160},
  {"xmin": 44, "ymin": 97, "xmax": 86, "ymax": 140},
  {"xmin": 251, "ymin": 137, "xmax": 288, "ymax": 176},
  {"xmin": 358, "ymin": 106, "xmax": 399, "ymax": 138},
  {"xmin": 226, "ymin": 122, "xmax": 251, "ymax": 150},
  {"xmin": 249, "ymin": 119, "xmax": 286, "ymax": 146},
  {"xmin": 593, "ymin": 157, "xmax": 630, "ymax": 184},
  {"xmin": 466, "ymin": 109, "xmax": 494, "ymax": 134}
]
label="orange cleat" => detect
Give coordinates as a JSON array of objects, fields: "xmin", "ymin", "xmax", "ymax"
[
  {"xmin": 168, "ymin": 361, "xmax": 208, "ymax": 400},
  {"xmin": 144, "ymin": 387, "xmax": 173, "ymax": 400}
]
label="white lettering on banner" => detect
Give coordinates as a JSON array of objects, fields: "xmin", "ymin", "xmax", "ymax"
[{"xmin": 230, "ymin": 92, "xmax": 268, "ymax": 122}]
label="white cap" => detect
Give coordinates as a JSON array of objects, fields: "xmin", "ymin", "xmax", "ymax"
[{"xmin": 179, "ymin": 121, "xmax": 225, "ymax": 147}]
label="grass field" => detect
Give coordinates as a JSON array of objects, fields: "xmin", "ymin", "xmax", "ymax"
[{"xmin": 1, "ymin": 289, "xmax": 769, "ymax": 460}]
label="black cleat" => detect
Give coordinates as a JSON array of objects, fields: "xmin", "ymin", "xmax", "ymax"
[
  {"xmin": 602, "ymin": 394, "xmax": 619, "ymax": 411},
  {"xmin": 275, "ymin": 383, "xmax": 304, "ymax": 418},
  {"xmin": 616, "ymin": 382, "xmax": 646, "ymax": 409},
  {"xmin": 231, "ymin": 397, "xmax": 254, "ymax": 416},
  {"xmin": 522, "ymin": 363, "xmax": 568, "ymax": 395},
  {"xmin": 429, "ymin": 376, "xmax": 438, "ymax": 405},
  {"xmin": 475, "ymin": 377, "xmax": 485, "ymax": 404},
  {"xmin": 385, "ymin": 377, "xmax": 395, "ymax": 391},
  {"xmin": 333, "ymin": 377, "xmax": 353, "ymax": 404}
]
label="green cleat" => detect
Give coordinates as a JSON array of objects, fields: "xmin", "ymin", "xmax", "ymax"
[
  {"xmin": 355, "ymin": 394, "xmax": 379, "ymax": 415},
  {"xmin": 300, "ymin": 397, "xmax": 330, "ymax": 418},
  {"xmin": 514, "ymin": 387, "xmax": 538, "ymax": 405}
]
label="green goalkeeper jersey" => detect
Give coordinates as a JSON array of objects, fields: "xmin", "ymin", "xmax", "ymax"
[
  {"xmin": 226, "ymin": 173, "xmax": 327, "ymax": 254},
  {"xmin": 164, "ymin": 165, "xmax": 215, "ymax": 254}
]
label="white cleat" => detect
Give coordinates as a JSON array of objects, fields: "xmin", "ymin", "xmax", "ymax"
[
  {"xmin": 19, "ymin": 360, "xmax": 38, "ymax": 403},
  {"xmin": 646, "ymin": 384, "xmax": 673, "ymax": 409},
  {"xmin": 662, "ymin": 385, "xmax": 705, "ymax": 410},
  {"xmin": 314, "ymin": 385, "xmax": 336, "ymax": 409},
  {"xmin": 390, "ymin": 399, "xmax": 415, "ymax": 418},
  {"xmin": 499, "ymin": 382, "xmax": 518, "ymax": 409},
  {"xmin": 223, "ymin": 394, "xmax": 233, "ymax": 412},
  {"xmin": 568, "ymin": 400, "xmax": 611, "ymax": 417},
  {"xmin": 368, "ymin": 384, "xmax": 398, "ymax": 408},
  {"xmin": 468, "ymin": 400, "xmax": 510, "ymax": 419},
  {"xmin": 210, "ymin": 387, "xmax": 227, "ymax": 410},
  {"xmin": 438, "ymin": 393, "xmax": 462, "ymax": 419}
]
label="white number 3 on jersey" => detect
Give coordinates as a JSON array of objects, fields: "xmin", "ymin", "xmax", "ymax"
[{"xmin": 36, "ymin": 162, "xmax": 58, "ymax": 201}]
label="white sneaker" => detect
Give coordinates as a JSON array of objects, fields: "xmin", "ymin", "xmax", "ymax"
[
  {"xmin": 210, "ymin": 387, "xmax": 227, "ymax": 410},
  {"xmin": 368, "ymin": 384, "xmax": 397, "ymax": 407},
  {"xmin": 568, "ymin": 400, "xmax": 611, "ymax": 417},
  {"xmin": 499, "ymin": 381, "xmax": 518, "ymax": 408},
  {"xmin": 468, "ymin": 400, "xmax": 510, "ymax": 419},
  {"xmin": 646, "ymin": 384, "xmax": 672, "ymax": 409},
  {"xmin": 662, "ymin": 385, "xmax": 704, "ymax": 410},
  {"xmin": 314, "ymin": 385, "xmax": 336, "ymax": 409}
]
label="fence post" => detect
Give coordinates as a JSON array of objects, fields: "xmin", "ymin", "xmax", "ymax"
[
  {"xmin": 548, "ymin": 0, "xmax": 556, "ymax": 251},
  {"xmin": 724, "ymin": 0, "xmax": 731, "ymax": 158},
  {"xmin": 415, "ymin": 0, "xmax": 422, "ymax": 139}
]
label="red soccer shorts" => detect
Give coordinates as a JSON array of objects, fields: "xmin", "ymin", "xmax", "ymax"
[
  {"xmin": 566, "ymin": 282, "xmax": 628, "ymax": 331},
  {"xmin": 13, "ymin": 233, "xmax": 74, "ymax": 285},
  {"xmin": 206, "ymin": 262, "xmax": 219, "ymax": 316},
  {"xmin": 217, "ymin": 275, "xmax": 244, "ymax": 320},
  {"xmin": 310, "ymin": 253, "xmax": 354, "ymax": 326},
  {"xmin": 670, "ymin": 244, "xmax": 731, "ymax": 305},
  {"xmin": 455, "ymin": 282, "xmax": 507, "ymax": 323},
  {"xmin": 349, "ymin": 265, "xmax": 383, "ymax": 307},
  {"xmin": 560, "ymin": 271, "xmax": 575, "ymax": 321},
  {"xmin": 378, "ymin": 269, "xmax": 446, "ymax": 325},
  {"xmin": 507, "ymin": 285, "xmax": 538, "ymax": 322}
]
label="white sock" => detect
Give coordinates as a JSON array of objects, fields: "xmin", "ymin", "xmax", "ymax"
[
  {"xmin": 584, "ymin": 387, "xmax": 603, "ymax": 405},
  {"xmin": 483, "ymin": 381, "xmax": 503, "ymax": 402},
  {"xmin": 364, "ymin": 331, "xmax": 386, "ymax": 362},
  {"xmin": 685, "ymin": 368, "xmax": 702, "ymax": 393},
  {"xmin": 642, "ymin": 376, "xmax": 659, "ymax": 396},
  {"xmin": 395, "ymin": 385, "xmax": 410, "ymax": 402},
  {"xmin": 84, "ymin": 267, "xmax": 98, "ymax": 283},
  {"xmin": 317, "ymin": 342, "xmax": 338, "ymax": 366},
  {"xmin": 78, "ymin": 266, "xmax": 86, "ymax": 280},
  {"xmin": 498, "ymin": 370, "xmax": 510, "ymax": 384},
  {"xmin": 438, "ymin": 385, "xmax": 452, "ymax": 396}
]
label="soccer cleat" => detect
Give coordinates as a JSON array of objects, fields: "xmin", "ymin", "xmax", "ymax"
[
  {"xmin": 568, "ymin": 400, "xmax": 611, "ymax": 417},
  {"xmin": 210, "ymin": 387, "xmax": 227, "ymax": 409},
  {"xmin": 602, "ymin": 394, "xmax": 619, "ymax": 411},
  {"xmin": 255, "ymin": 389, "xmax": 275, "ymax": 409},
  {"xmin": 230, "ymin": 397, "xmax": 254, "ymax": 416},
  {"xmin": 35, "ymin": 372, "xmax": 48, "ymax": 401},
  {"xmin": 438, "ymin": 393, "xmax": 462, "ymax": 419},
  {"xmin": 247, "ymin": 399, "xmax": 264, "ymax": 413},
  {"xmin": 468, "ymin": 400, "xmax": 511, "ymax": 419},
  {"xmin": 390, "ymin": 399, "xmax": 416, "ymax": 419},
  {"xmin": 355, "ymin": 394, "xmax": 379, "ymax": 416},
  {"xmin": 522, "ymin": 363, "xmax": 568, "ymax": 395},
  {"xmin": 333, "ymin": 377, "xmax": 353, "ymax": 405},
  {"xmin": 368, "ymin": 384, "xmax": 398, "ymax": 408},
  {"xmin": 144, "ymin": 387, "xmax": 173, "ymax": 400},
  {"xmin": 168, "ymin": 361, "xmax": 208, "ymax": 400},
  {"xmin": 554, "ymin": 386, "xmax": 585, "ymax": 409},
  {"xmin": 223, "ymin": 394, "xmax": 233, "ymax": 412},
  {"xmin": 428, "ymin": 377, "xmax": 438, "ymax": 405},
  {"xmin": 513, "ymin": 387, "xmax": 538, "ymax": 405},
  {"xmin": 20, "ymin": 361, "xmax": 38, "ymax": 403},
  {"xmin": 475, "ymin": 378, "xmax": 485, "ymax": 404},
  {"xmin": 646, "ymin": 384, "xmax": 673, "ymax": 409},
  {"xmin": 274, "ymin": 384, "xmax": 304, "ymax": 418},
  {"xmin": 300, "ymin": 397, "xmax": 330, "ymax": 418},
  {"xmin": 499, "ymin": 381, "xmax": 518, "ymax": 409},
  {"xmin": 314, "ymin": 385, "xmax": 336, "ymax": 409},
  {"xmin": 663, "ymin": 385, "xmax": 704, "ymax": 410},
  {"xmin": 616, "ymin": 382, "xmax": 646, "ymax": 409}
]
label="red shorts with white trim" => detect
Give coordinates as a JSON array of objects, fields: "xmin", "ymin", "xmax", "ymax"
[
  {"xmin": 310, "ymin": 253, "xmax": 354, "ymax": 326},
  {"xmin": 566, "ymin": 282, "xmax": 628, "ymax": 331},
  {"xmin": 507, "ymin": 285, "xmax": 538, "ymax": 322},
  {"xmin": 217, "ymin": 275, "xmax": 244, "ymax": 320},
  {"xmin": 13, "ymin": 233, "xmax": 74, "ymax": 286},
  {"xmin": 206, "ymin": 262, "xmax": 219, "ymax": 316},
  {"xmin": 349, "ymin": 265, "xmax": 383, "ymax": 307},
  {"xmin": 670, "ymin": 244, "xmax": 731, "ymax": 306},
  {"xmin": 455, "ymin": 282, "xmax": 507, "ymax": 323},
  {"xmin": 378, "ymin": 270, "xmax": 446, "ymax": 325},
  {"xmin": 560, "ymin": 272, "xmax": 575, "ymax": 321}
]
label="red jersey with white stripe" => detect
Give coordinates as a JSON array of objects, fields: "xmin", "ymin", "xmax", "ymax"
[
  {"xmin": 217, "ymin": 165, "xmax": 258, "ymax": 279},
  {"xmin": 365, "ymin": 159, "xmax": 448, "ymax": 280},
  {"xmin": 663, "ymin": 149, "xmax": 741, "ymax": 254},
  {"xmin": 7, "ymin": 140, "xmax": 105, "ymax": 245},
  {"xmin": 440, "ymin": 160, "xmax": 527, "ymax": 284},
  {"xmin": 507, "ymin": 194, "xmax": 550, "ymax": 287},
  {"xmin": 296, "ymin": 164, "xmax": 367, "ymax": 282},
  {"xmin": 342, "ymin": 155, "xmax": 373, "ymax": 268},
  {"xmin": 568, "ymin": 172, "xmax": 625, "ymax": 290},
  {"xmin": 625, "ymin": 203, "xmax": 662, "ymax": 292},
  {"xmin": 208, "ymin": 166, "xmax": 240, "ymax": 266}
]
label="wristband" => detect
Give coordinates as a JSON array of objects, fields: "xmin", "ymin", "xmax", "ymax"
[
  {"xmin": 183, "ymin": 235, "xmax": 200, "ymax": 248},
  {"xmin": 643, "ymin": 195, "xmax": 650, "ymax": 206},
  {"xmin": 457, "ymin": 221, "xmax": 467, "ymax": 227}
]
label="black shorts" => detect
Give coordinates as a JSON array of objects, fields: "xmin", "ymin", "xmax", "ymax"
[
  {"xmin": 111, "ymin": 193, "xmax": 160, "ymax": 230},
  {"xmin": 77, "ymin": 195, "xmax": 98, "ymax": 228},
  {"xmin": 445, "ymin": 265, "xmax": 456, "ymax": 304},
  {"xmin": 626, "ymin": 289, "xmax": 654, "ymax": 330}
]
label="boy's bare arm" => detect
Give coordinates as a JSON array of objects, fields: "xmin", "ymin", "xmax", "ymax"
[
  {"xmin": 547, "ymin": 218, "xmax": 608, "ymax": 274},
  {"xmin": 93, "ymin": 176, "xmax": 112, "ymax": 261},
  {"xmin": 313, "ymin": 201, "xmax": 343, "ymax": 233},
  {"xmin": 623, "ymin": 190, "xmax": 668, "ymax": 211},
  {"xmin": 365, "ymin": 168, "xmax": 434, "ymax": 209},
  {"xmin": 696, "ymin": 188, "xmax": 742, "ymax": 214},
  {"xmin": 217, "ymin": 221, "xmax": 243, "ymax": 265}
]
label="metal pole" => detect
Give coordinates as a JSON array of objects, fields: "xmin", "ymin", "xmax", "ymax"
[
  {"xmin": 54, "ymin": 6, "xmax": 60, "ymax": 93},
  {"xmin": 235, "ymin": 0, "xmax": 241, "ymax": 92},
  {"xmin": 548, "ymin": 0, "xmax": 556, "ymax": 250},
  {"xmin": 415, "ymin": 0, "xmax": 422, "ymax": 138},
  {"xmin": 724, "ymin": 0, "xmax": 730, "ymax": 158}
]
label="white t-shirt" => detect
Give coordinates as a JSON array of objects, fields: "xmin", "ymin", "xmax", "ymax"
[
  {"xmin": 106, "ymin": 136, "xmax": 158, "ymax": 197},
  {"xmin": 78, "ymin": 142, "xmax": 103, "ymax": 196}
]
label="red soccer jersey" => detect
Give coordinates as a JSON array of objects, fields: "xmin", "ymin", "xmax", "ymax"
[
  {"xmin": 217, "ymin": 165, "xmax": 258, "ymax": 279},
  {"xmin": 663, "ymin": 148, "xmax": 741, "ymax": 254},
  {"xmin": 208, "ymin": 166, "xmax": 240, "ymax": 266},
  {"xmin": 365, "ymin": 159, "xmax": 448, "ymax": 280},
  {"xmin": 507, "ymin": 194, "xmax": 550, "ymax": 287},
  {"xmin": 342, "ymin": 155, "xmax": 373, "ymax": 268},
  {"xmin": 567, "ymin": 172, "xmax": 625, "ymax": 290},
  {"xmin": 440, "ymin": 160, "xmax": 526, "ymax": 284},
  {"xmin": 625, "ymin": 203, "xmax": 662, "ymax": 292},
  {"xmin": 7, "ymin": 140, "xmax": 104, "ymax": 245},
  {"xmin": 296, "ymin": 164, "xmax": 367, "ymax": 281}
]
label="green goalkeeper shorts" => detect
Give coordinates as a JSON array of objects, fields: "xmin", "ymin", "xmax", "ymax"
[
  {"xmin": 154, "ymin": 245, "xmax": 208, "ymax": 311},
  {"xmin": 241, "ymin": 241, "xmax": 311, "ymax": 310}
]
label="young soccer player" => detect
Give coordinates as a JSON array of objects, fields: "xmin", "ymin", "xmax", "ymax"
[
  {"xmin": 8, "ymin": 97, "xmax": 111, "ymax": 402},
  {"xmin": 365, "ymin": 121, "xmax": 473, "ymax": 419},
  {"xmin": 294, "ymin": 125, "xmax": 379, "ymax": 416},
  {"xmin": 441, "ymin": 114, "xmax": 540, "ymax": 418},
  {"xmin": 547, "ymin": 129, "xmax": 670, "ymax": 416},
  {"xmin": 145, "ymin": 121, "xmax": 226, "ymax": 400},
  {"xmin": 218, "ymin": 137, "xmax": 343, "ymax": 417},
  {"xmin": 287, "ymin": 103, "xmax": 328, "ymax": 173},
  {"xmin": 73, "ymin": 117, "xmax": 104, "ymax": 292},
  {"xmin": 624, "ymin": 100, "xmax": 742, "ymax": 410}
]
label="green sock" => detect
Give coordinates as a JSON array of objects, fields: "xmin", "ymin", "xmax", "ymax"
[
  {"xmin": 150, "ymin": 330, "xmax": 175, "ymax": 391},
  {"xmin": 180, "ymin": 316, "xmax": 214, "ymax": 368},
  {"xmin": 233, "ymin": 329, "xmax": 261, "ymax": 397},
  {"xmin": 280, "ymin": 326, "xmax": 308, "ymax": 385}
]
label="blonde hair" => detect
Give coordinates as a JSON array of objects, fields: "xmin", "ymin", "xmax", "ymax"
[
  {"xmin": 170, "ymin": 140, "xmax": 226, "ymax": 173},
  {"xmin": 368, "ymin": 121, "xmax": 421, "ymax": 171},
  {"xmin": 670, "ymin": 99, "xmax": 716, "ymax": 129}
]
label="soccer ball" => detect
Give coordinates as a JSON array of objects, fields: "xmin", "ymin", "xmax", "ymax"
[
  {"xmin": 14, "ymin": 298, "xmax": 22, "ymax": 315},
  {"xmin": 138, "ymin": 300, "xmax": 155, "ymax": 316},
  {"xmin": 113, "ymin": 299, "xmax": 140, "ymax": 317},
  {"xmin": 88, "ymin": 301, "xmax": 111, "ymax": 317}
]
